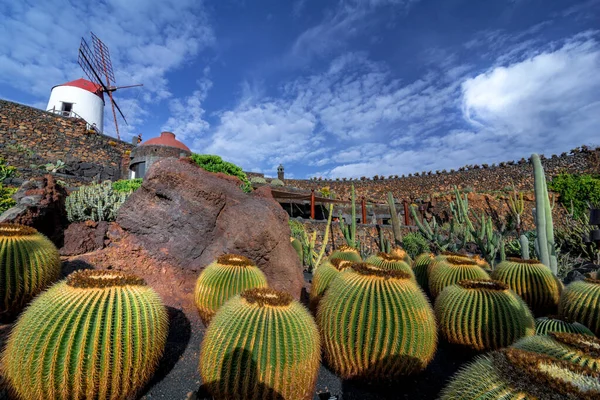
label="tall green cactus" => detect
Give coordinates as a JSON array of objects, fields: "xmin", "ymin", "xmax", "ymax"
[
  {"xmin": 1, "ymin": 270, "xmax": 168, "ymax": 400},
  {"xmin": 531, "ymin": 154, "xmax": 557, "ymax": 275},
  {"xmin": 559, "ymin": 278, "xmax": 600, "ymax": 336},
  {"xmin": 512, "ymin": 332, "xmax": 600, "ymax": 371},
  {"xmin": 376, "ymin": 224, "xmax": 391, "ymax": 253},
  {"xmin": 533, "ymin": 316, "xmax": 595, "ymax": 336},
  {"xmin": 428, "ymin": 256, "xmax": 490, "ymax": 298},
  {"xmin": 434, "ymin": 279, "xmax": 535, "ymax": 350},
  {"xmin": 317, "ymin": 263, "xmax": 437, "ymax": 380},
  {"xmin": 65, "ymin": 181, "xmax": 131, "ymax": 222},
  {"xmin": 386, "ymin": 192, "xmax": 402, "ymax": 245},
  {"xmin": 194, "ymin": 254, "xmax": 268, "ymax": 325},
  {"xmin": 200, "ymin": 288, "xmax": 320, "ymax": 400},
  {"xmin": 440, "ymin": 348, "xmax": 600, "ymax": 400},
  {"xmin": 492, "ymin": 258, "xmax": 563, "ymax": 316},
  {"xmin": 339, "ymin": 184, "xmax": 357, "ymax": 248},
  {"xmin": 520, "ymin": 234, "xmax": 530, "ymax": 259},
  {"xmin": 0, "ymin": 223, "xmax": 60, "ymax": 319},
  {"xmin": 309, "ymin": 258, "xmax": 353, "ymax": 311}
]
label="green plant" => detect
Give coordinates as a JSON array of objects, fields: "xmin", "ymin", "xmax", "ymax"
[
  {"xmin": 0, "ymin": 224, "xmax": 61, "ymax": 319},
  {"xmin": 200, "ymin": 288, "xmax": 320, "ymax": 400},
  {"xmin": 189, "ymin": 154, "xmax": 251, "ymax": 193},
  {"xmin": 428, "ymin": 256, "xmax": 490, "ymax": 299},
  {"xmin": 491, "ymin": 258, "xmax": 563, "ymax": 316},
  {"xmin": 339, "ymin": 184, "xmax": 358, "ymax": 249},
  {"xmin": 549, "ymin": 173, "xmax": 600, "ymax": 219},
  {"xmin": 306, "ymin": 203, "xmax": 334, "ymax": 272},
  {"xmin": 194, "ymin": 254, "xmax": 268, "ymax": 325},
  {"xmin": 65, "ymin": 181, "xmax": 131, "ymax": 222},
  {"xmin": 291, "ymin": 237, "xmax": 303, "ymax": 262},
  {"xmin": 532, "ymin": 153, "xmax": 558, "ymax": 275},
  {"xmin": 559, "ymin": 278, "xmax": 600, "ymax": 336},
  {"xmin": 375, "ymin": 224, "xmax": 391, "ymax": 253},
  {"xmin": 386, "ymin": 192, "xmax": 402, "ymax": 245},
  {"xmin": 402, "ymin": 232, "xmax": 430, "ymax": 260},
  {"xmin": 532, "ymin": 317, "xmax": 595, "ymax": 336},
  {"xmin": 512, "ymin": 332, "xmax": 600, "ymax": 371},
  {"xmin": 555, "ymin": 211, "xmax": 599, "ymax": 264},
  {"xmin": 364, "ymin": 253, "xmax": 415, "ymax": 280},
  {"xmin": 249, "ymin": 176, "xmax": 267, "ymax": 184},
  {"xmin": 506, "ymin": 230, "xmax": 537, "ymax": 259},
  {"xmin": 112, "ymin": 178, "xmax": 143, "ymax": 193},
  {"xmin": 0, "ymin": 157, "xmax": 16, "ymax": 182},
  {"xmin": 270, "ymin": 178, "xmax": 284, "ymax": 186},
  {"xmin": 508, "ymin": 187, "xmax": 525, "ymax": 235},
  {"xmin": 328, "ymin": 245, "xmax": 362, "ymax": 263},
  {"xmin": 440, "ymin": 348, "xmax": 600, "ymax": 400},
  {"xmin": 41, "ymin": 160, "xmax": 65, "ymax": 173},
  {"xmin": 0, "ymin": 184, "xmax": 17, "ymax": 214},
  {"xmin": 435, "ymin": 279, "xmax": 535, "ymax": 350},
  {"xmin": 1, "ymin": 269, "xmax": 168, "ymax": 400},
  {"xmin": 412, "ymin": 253, "xmax": 435, "ymax": 291},
  {"xmin": 309, "ymin": 258, "xmax": 354, "ymax": 311},
  {"xmin": 317, "ymin": 263, "xmax": 437, "ymax": 380}
]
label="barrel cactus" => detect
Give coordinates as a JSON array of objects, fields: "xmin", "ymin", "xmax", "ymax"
[
  {"xmin": 194, "ymin": 254, "xmax": 268, "ymax": 325},
  {"xmin": 472, "ymin": 254, "xmax": 492, "ymax": 272},
  {"xmin": 512, "ymin": 332, "xmax": 600, "ymax": 371},
  {"xmin": 440, "ymin": 348, "xmax": 600, "ymax": 400},
  {"xmin": 328, "ymin": 245, "xmax": 362, "ymax": 262},
  {"xmin": 390, "ymin": 247, "xmax": 413, "ymax": 264},
  {"xmin": 435, "ymin": 279, "xmax": 535, "ymax": 350},
  {"xmin": 0, "ymin": 223, "xmax": 60, "ymax": 319},
  {"xmin": 412, "ymin": 253, "xmax": 434, "ymax": 291},
  {"xmin": 534, "ymin": 316, "xmax": 595, "ymax": 336},
  {"xmin": 1, "ymin": 269, "xmax": 168, "ymax": 400},
  {"xmin": 364, "ymin": 253, "xmax": 415, "ymax": 280},
  {"xmin": 559, "ymin": 278, "xmax": 600, "ymax": 336},
  {"xmin": 491, "ymin": 258, "xmax": 562, "ymax": 315},
  {"xmin": 200, "ymin": 288, "xmax": 320, "ymax": 400},
  {"xmin": 428, "ymin": 256, "xmax": 490, "ymax": 298},
  {"xmin": 309, "ymin": 258, "xmax": 353, "ymax": 311},
  {"xmin": 317, "ymin": 263, "xmax": 437, "ymax": 380}
]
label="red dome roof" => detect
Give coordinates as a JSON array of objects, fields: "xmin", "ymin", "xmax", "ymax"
[
  {"xmin": 54, "ymin": 78, "xmax": 103, "ymax": 98},
  {"xmin": 141, "ymin": 132, "xmax": 191, "ymax": 152}
]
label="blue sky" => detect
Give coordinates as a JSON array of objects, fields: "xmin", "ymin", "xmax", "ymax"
[{"xmin": 1, "ymin": 0, "xmax": 599, "ymax": 179}]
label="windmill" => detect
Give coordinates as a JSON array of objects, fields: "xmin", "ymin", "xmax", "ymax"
[{"xmin": 77, "ymin": 32, "xmax": 142, "ymax": 140}]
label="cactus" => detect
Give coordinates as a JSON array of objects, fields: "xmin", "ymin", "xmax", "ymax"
[
  {"xmin": 269, "ymin": 178, "xmax": 284, "ymax": 186},
  {"xmin": 428, "ymin": 256, "xmax": 490, "ymax": 298},
  {"xmin": 386, "ymin": 192, "xmax": 402, "ymax": 245},
  {"xmin": 339, "ymin": 184, "xmax": 358, "ymax": 248},
  {"xmin": 520, "ymin": 234, "xmax": 530, "ymax": 259},
  {"xmin": 376, "ymin": 224, "xmax": 391, "ymax": 253},
  {"xmin": 559, "ymin": 278, "xmax": 600, "ymax": 336},
  {"xmin": 291, "ymin": 237, "xmax": 303, "ymax": 262},
  {"xmin": 250, "ymin": 176, "xmax": 267, "ymax": 184},
  {"xmin": 512, "ymin": 332, "xmax": 600, "ymax": 371},
  {"xmin": 472, "ymin": 254, "xmax": 492, "ymax": 272},
  {"xmin": 435, "ymin": 279, "xmax": 535, "ymax": 350},
  {"xmin": 1, "ymin": 270, "xmax": 168, "ymax": 400},
  {"xmin": 199, "ymin": 288, "xmax": 320, "ymax": 400},
  {"xmin": 317, "ymin": 263, "xmax": 437, "ymax": 380},
  {"xmin": 508, "ymin": 188, "xmax": 525, "ymax": 235},
  {"xmin": 533, "ymin": 316, "xmax": 595, "ymax": 336},
  {"xmin": 531, "ymin": 153, "xmax": 558, "ymax": 275},
  {"xmin": 65, "ymin": 180, "xmax": 131, "ymax": 222},
  {"xmin": 309, "ymin": 258, "xmax": 353, "ymax": 311},
  {"xmin": 412, "ymin": 253, "xmax": 435, "ymax": 291},
  {"xmin": 328, "ymin": 244, "xmax": 362, "ymax": 262},
  {"xmin": 390, "ymin": 247, "xmax": 413, "ymax": 264},
  {"xmin": 194, "ymin": 254, "xmax": 268, "ymax": 325},
  {"xmin": 0, "ymin": 223, "xmax": 60, "ymax": 319},
  {"xmin": 491, "ymin": 258, "xmax": 563, "ymax": 316},
  {"xmin": 364, "ymin": 253, "xmax": 415, "ymax": 282},
  {"xmin": 440, "ymin": 348, "xmax": 600, "ymax": 400}
]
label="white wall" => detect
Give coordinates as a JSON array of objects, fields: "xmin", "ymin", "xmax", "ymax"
[{"xmin": 46, "ymin": 86, "xmax": 105, "ymax": 132}]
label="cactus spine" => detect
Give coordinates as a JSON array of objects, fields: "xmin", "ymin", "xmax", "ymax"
[
  {"xmin": 531, "ymin": 153, "xmax": 557, "ymax": 275},
  {"xmin": 317, "ymin": 263, "xmax": 437, "ymax": 380},
  {"xmin": 194, "ymin": 254, "xmax": 268, "ymax": 325},
  {"xmin": 200, "ymin": 288, "xmax": 320, "ymax": 400},
  {"xmin": 0, "ymin": 223, "xmax": 60, "ymax": 319},
  {"xmin": 559, "ymin": 278, "xmax": 600, "ymax": 336},
  {"xmin": 428, "ymin": 256, "xmax": 490, "ymax": 299},
  {"xmin": 328, "ymin": 245, "xmax": 362, "ymax": 262},
  {"xmin": 1, "ymin": 270, "xmax": 168, "ymax": 400},
  {"xmin": 309, "ymin": 258, "xmax": 353, "ymax": 311},
  {"xmin": 512, "ymin": 332, "xmax": 600, "ymax": 371},
  {"xmin": 534, "ymin": 316, "xmax": 595, "ymax": 336},
  {"xmin": 492, "ymin": 258, "xmax": 562, "ymax": 316},
  {"xmin": 435, "ymin": 279, "xmax": 535, "ymax": 350}
]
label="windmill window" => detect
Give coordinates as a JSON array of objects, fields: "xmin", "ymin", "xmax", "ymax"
[{"xmin": 61, "ymin": 102, "xmax": 73, "ymax": 115}]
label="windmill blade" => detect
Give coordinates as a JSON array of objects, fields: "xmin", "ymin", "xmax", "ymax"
[
  {"xmin": 78, "ymin": 38, "xmax": 111, "ymax": 93},
  {"xmin": 109, "ymin": 94, "xmax": 128, "ymax": 125},
  {"xmin": 91, "ymin": 32, "xmax": 115, "ymax": 86}
]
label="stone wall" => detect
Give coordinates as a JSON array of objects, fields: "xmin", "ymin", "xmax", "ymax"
[{"xmin": 0, "ymin": 99, "xmax": 134, "ymax": 184}]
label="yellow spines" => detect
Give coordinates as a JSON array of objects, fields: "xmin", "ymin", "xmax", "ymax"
[
  {"xmin": 559, "ymin": 278, "xmax": 600, "ymax": 336},
  {"xmin": 428, "ymin": 256, "xmax": 490, "ymax": 298},
  {"xmin": 412, "ymin": 252, "xmax": 435, "ymax": 291},
  {"xmin": 309, "ymin": 258, "xmax": 353, "ymax": 312},
  {"xmin": 390, "ymin": 247, "xmax": 413, "ymax": 264},
  {"xmin": 364, "ymin": 252, "xmax": 416, "ymax": 281},
  {"xmin": 328, "ymin": 245, "xmax": 362, "ymax": 262}
]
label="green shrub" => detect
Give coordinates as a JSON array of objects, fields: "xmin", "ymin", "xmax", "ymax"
[
  {"xmin": 548, "ymin": 173, "xmax": 600, "ymax": 218},
  {"xmin": 249, "ymin": 176, "xmax": 267, "ymax": 184},
  {"xmin": 189, "ymin": 154, "xmax": 251, "ymax": 192},
  {"xmin": 402, "ymin": 232, "xmax": 430, "ymax": 259},
  {"xmin": 0, "ymin": 157, "xmax": 16, "ymax": 182},
  {"xmin": 270, "ymin": 178, "xmax": 284, "ymax": 186},
  {"xmin": 0, "ymin": 184, "xmax": 17, "ymax": 214},
  {"xmin": 65, "ymin": 181, "xmax": 130, "ymax": 222},
  {"xmin": 112, "ymin": 178, "xmax": 143, "ymax": 193}
]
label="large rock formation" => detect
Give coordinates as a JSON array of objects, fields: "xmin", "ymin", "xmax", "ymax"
[{"xmin": 117, "ymin": 158, "xmax": 304, "ymax": 298}]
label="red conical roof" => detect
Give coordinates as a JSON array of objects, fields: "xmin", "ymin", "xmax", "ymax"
[
  {"xmin": 54, "ymin": 78, "xmax": 103, "ymax": 98},
  {"xmin": 141, "ymin": 132, "xmax": 191, "ymax": 152}
]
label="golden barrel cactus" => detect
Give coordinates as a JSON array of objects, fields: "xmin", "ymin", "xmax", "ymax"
[
  {"xmin": 435, "ymin": 279, "xmax": 535, "ymax": 350},
  {"xmin": 412, "ymin": 253, "xmax": 435, "ymax": 291},
  {"xmin": 309, "ymin": 258, "xmax": 353, "ymax": 311},
  {"xmin": 559, "ymin": 278, "xmax": 600, "ymax": 336},
  {"xmin": 200, "ymin": 288, "xmax": 320, "ymax": 400},
  {"xmin": 317, "ymin": 263, "xmax": 437, "ymax": 380},
  {"xmin": 328, "ymin": 245, "xmax": 362, "ymax": 262},
  {"xmin": 1, "ymin": 270, "xmax": 168, "ymax": 400},
  {"xmin": 194, "ymin": 254, "xmax": 268, "ymax": 325},
  {"xmin": 0, "ymin": 223, "xmax": 60, "ymax": 318},
  {"xmin": 428, "ymin": 256, "xmax": 490, "ymax": 299},
  {"xmin": 534, "ymin": 316, "xmax": 595, "ymax": 336},
  {"xmin": 364, "ymin": 253, "xmax": 415, "ymax": 280},
  {"xmin": 390, "ymin": 247, "xmax": 413, "ymax": 264}
]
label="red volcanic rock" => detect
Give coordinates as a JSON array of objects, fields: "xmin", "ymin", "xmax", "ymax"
[
  {"xmin": 60, "ymin": 221, "xmax": 109, "ymax": 256},
  {"xmin": 117, "ymin": 158, "xmax": 303, "ymax": 298}
]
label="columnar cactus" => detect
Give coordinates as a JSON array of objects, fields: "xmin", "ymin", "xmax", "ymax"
[
  {"xmin": 194, "ymin": 254, "xmax": 268, "ymax": 325},
  {"xmin": 559, "ymin": 278, "xmax": 600, "ymax": 336},
  {"xmin": 512, "ymin": 332, "xmax": 600, "ymax": 371},
  {"xmin": 0, "ymin": 223, "xmax": 60, "ymax": 318},
  {"xmin": 65, "ymin": 181, "xmax": 130, "ymax": 222},
  {"xmin": 440, "ymin": 348, "xmax": 600, "ymax": 400},
  {"xmin": 364, "ymin": 253, "xmax": 415, "ymax": 281},
  {"xmin": 309, "ymin": 258, "xmax": 353, "ymax": 311},
  {"xmin": 534, "ymin": 316, "xmax": 595, "ymax": 336},
  {"xmin": 328, "ymin": 245, "xmax": 362, "ymax": 262},
  {"xmin": 428, "ymin": 256, "xmax": 490, "ymax": 298},
  {"xmin": 412, "ymin": 253, "xmax": 435, "ymax": 291},
  {"xmin": 492, "ymin": 258, "xmax": 562, "ymax": 315},
  {"xmin": 290, "ymin": 237, "xmax": 303, "ymax": 262},
  {"xmin": 1, "ymin": 270, "xmax": 168, "ymax": 400},
  {"xmin": 317, "ymin": 263, "xmax": 437, "ymax": 380},
  {"xmin": 435, "ymin": 279, "xmax": 535, "ymax": 350},
  {"xmin": 200, "ymin": 288, "xmax": 320, "ymax": 400}
]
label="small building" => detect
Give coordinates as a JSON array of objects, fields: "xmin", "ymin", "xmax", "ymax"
[
  {"xmin": 129, "ymin": 131, "xmax": 191, "ymax": 179},
  {"xmin": 46, "ymin": 78, "xmax": 105, "ymax": 132}
]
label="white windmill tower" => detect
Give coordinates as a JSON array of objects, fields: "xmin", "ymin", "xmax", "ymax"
[{"xmin": 46, "ymin": 32, "xmax": 142, "ymax": 140}]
